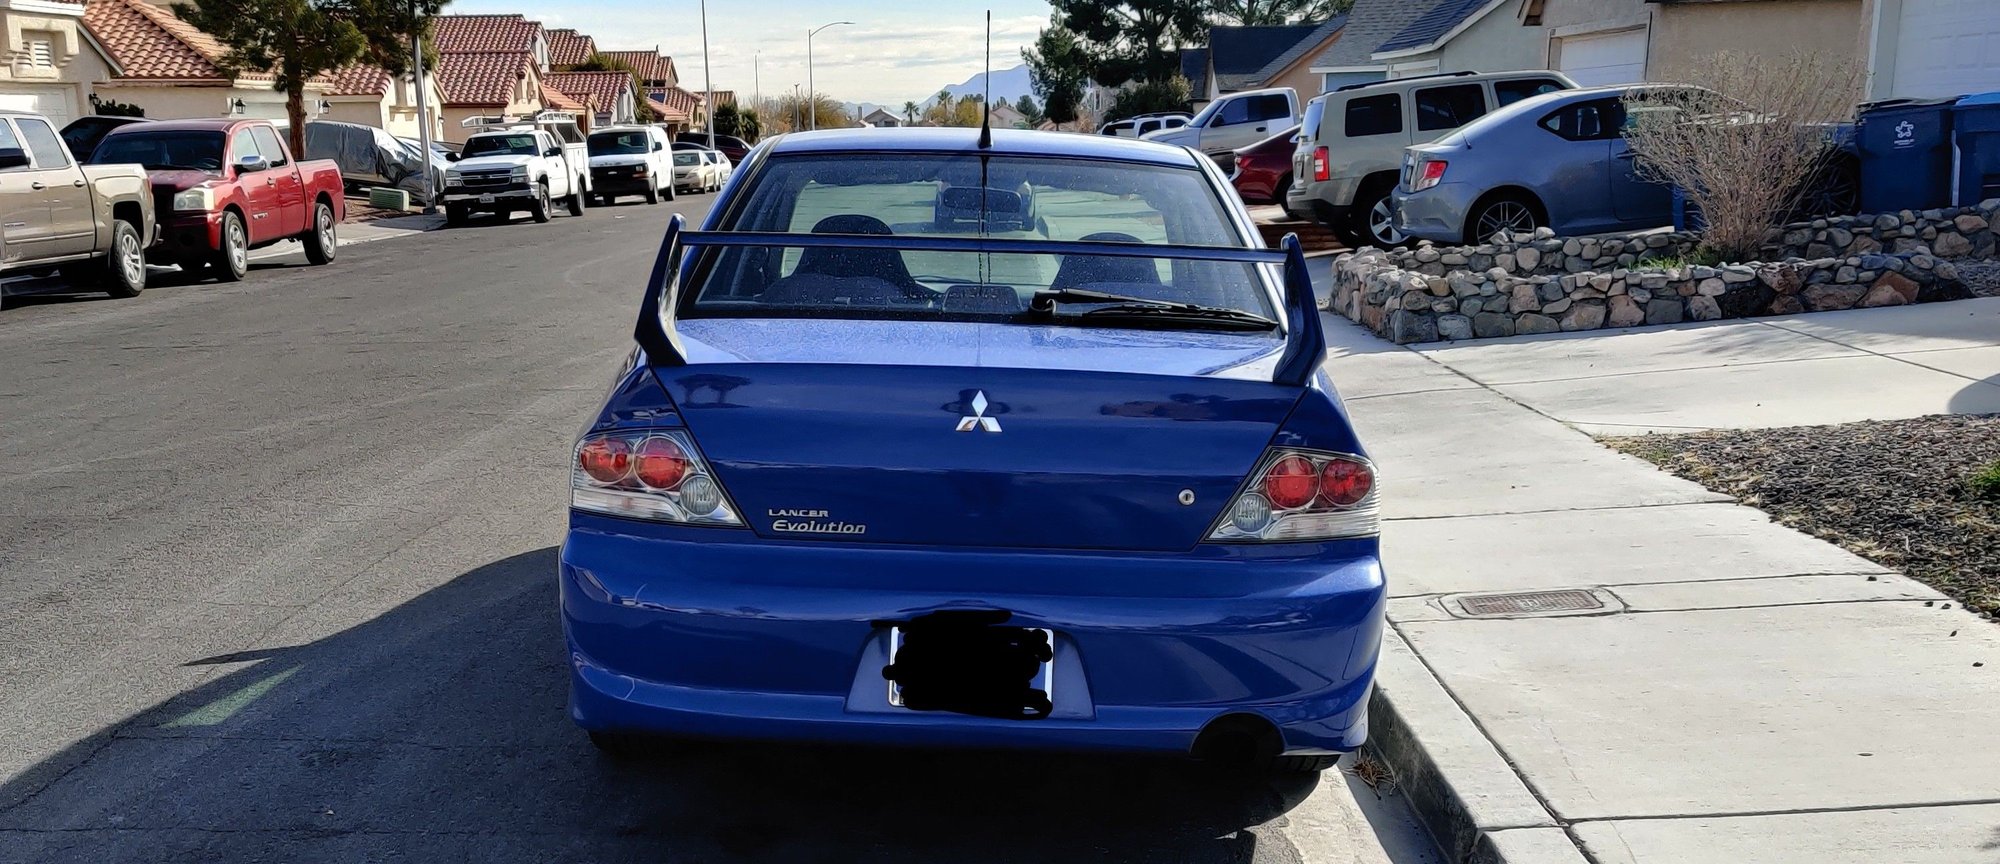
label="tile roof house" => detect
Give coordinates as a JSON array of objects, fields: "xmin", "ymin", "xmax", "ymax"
[
  {"xmin": 649, "ymin": 84, "xmax": 703, "ymax": 130},
  {"xmin": 1, "ymin": 0, "xmax": 118, "ymax": 127},
  {"xmin": 321, "ymin": 63, "xmax": 446, "ymax": 140},
  {"xmin": 545, "ymin": 28, "xmax": 595, "ymax": 70},
  {"xmin": 545, "ymin": 70, "xmax": 636, "ymax": 128},
  {"xmin": 1195, "ymin": 16, "xmax": 1347, "ymax": 106},
  {"xmin": 599, "ymin": 50, "xmax": 677, "ymax": 89},
  {"xmin": 433, "ymin": 13, "xmax": 544, "ymax": 57},
  {"xmin": 434, "ymin": 51, "xmax": 544, "ymax": 141},
  {"xmin": 1307, "ymin": 0, "xmax": 1436, "ymax": 85},
  {"xmin": 81, "ymin": 0, "xmax": 333, "ymax": 123}
]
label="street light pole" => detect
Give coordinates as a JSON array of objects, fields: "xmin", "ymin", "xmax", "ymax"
[
  {"xmin": 792, "ymin": 83, "xmax": 802, "ymax": 132},
  {"xmin": 701, "ymin": 0, "xmax": 714, "ymax": 141},
  {"xmin": 806, "ymin": 20, "xmax": 853, "ymax": 132}
]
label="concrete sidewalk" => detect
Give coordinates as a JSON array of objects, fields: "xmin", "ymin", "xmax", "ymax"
[{"xmin": 1321, "ymin": 302, "xmax": 2000, "ymax": 862}]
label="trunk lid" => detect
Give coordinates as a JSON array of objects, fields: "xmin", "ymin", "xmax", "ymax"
[{"xmin": 660, "ymin": 319, "xmax": 1300, "ymax": 551}]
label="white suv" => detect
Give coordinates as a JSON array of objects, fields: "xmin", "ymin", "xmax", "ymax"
[
  {"xmin": 1290, "ymin": 70, "xmax": 1574, "ymax": 248},
  {"xmin": 1144, "ymin": 88, "xmax": 1298, "ymax": 155}
]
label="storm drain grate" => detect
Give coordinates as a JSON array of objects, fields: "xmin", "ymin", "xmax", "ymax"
[{"xmin": 1455, "ymin": 589, "xmax": 1604, "ymax": 618}]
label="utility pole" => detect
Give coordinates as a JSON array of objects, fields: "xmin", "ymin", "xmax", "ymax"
[
  {"xmin": 792, "ymin": 83, "xmax": 801, "ymax": 132},
  {"xmin": 701, "ymin": 0, "xmax": 714, "ymax": 141},
  {"xmin": 411, "ymin": 0, "xmax": 436, "ymax": 214}
]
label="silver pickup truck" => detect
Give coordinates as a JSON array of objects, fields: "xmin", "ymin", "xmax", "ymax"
[{"xmin": 0, "ymin": 109, "xmax": 155, "ymax": 298}]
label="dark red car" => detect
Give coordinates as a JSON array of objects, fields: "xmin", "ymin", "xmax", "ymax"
[{"xmin": 1229, "ymin": 125, "xmax": 1301, "ymax": 211}]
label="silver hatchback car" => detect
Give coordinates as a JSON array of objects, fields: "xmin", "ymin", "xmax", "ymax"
[{"xmin": 1391, "ymin": 85, "xmax": 1685, "ymax": 245}]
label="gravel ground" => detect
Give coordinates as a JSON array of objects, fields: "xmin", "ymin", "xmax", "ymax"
[
  {"xmin": 1947, "ymin": 258, "xmax": 2000, "ymax": 297},
  {"xmin": 1609, "ymin": 414, "xmax": 2000, "ymax": 617}
]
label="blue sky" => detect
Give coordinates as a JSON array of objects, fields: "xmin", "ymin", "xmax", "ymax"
[{"xmin": 452, "ymin": 0, "xmax": 1050, "ymax": 106}]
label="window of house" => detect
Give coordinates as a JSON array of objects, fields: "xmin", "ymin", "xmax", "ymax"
[
  {"xmin": 1344, "ymin": 93, "xmax": 1402, "ymax": 137},
  {"xmin": 1414, "ymin": 84, "xmax": 1486, "ymax": 132},
  {"xmin": 16, "ymin": 117, "xmax": 69, "ymax": 167}
]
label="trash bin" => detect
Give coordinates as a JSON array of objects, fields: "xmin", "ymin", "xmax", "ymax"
[
  {"xmin": 1953, "ymin": 92, "xmax": 2000, "ymax": 207},
  {"xmin": 1856, "ymin": 97, "xmax": 1957, "ymax": 213}
]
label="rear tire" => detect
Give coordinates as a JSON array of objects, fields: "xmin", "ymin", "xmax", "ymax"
[
  {"xmin": 1274, "ymin": 754, "xmax": 1341, "ymax": 774},
  {"xmin": 210, "ymin": 210, "xmax": 249, "ymax": 282},
  {"xmin": 1350, "ymin": 184, "xmax": 1409, "ymax": 249},
  {"xmin": 567, "ymin": 185, "xmax": 586, "ymax": 217},
  {"xmin": 302, "ymin": 200, "xmax": 336, "ymax": 265},
  {"xmin": 1464, "ymin": 192, "xmax": 1544, "ymax": 245},
  {"xmin": 644, "ymin": 185, "xmax": 660, "ymax": 205}
]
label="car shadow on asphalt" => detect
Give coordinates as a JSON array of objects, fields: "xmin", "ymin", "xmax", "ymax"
[{"xmin": 0, "ymin": 548, "xmax": 1318, "ymax": 863}]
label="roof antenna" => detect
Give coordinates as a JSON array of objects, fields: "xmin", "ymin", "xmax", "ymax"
[{"xmin": 977, "ymin": 10, "xmax": 993, "ymax": 149}]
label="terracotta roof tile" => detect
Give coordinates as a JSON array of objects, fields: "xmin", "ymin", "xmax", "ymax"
[
  {"xmin": 545, "ymin": 28, "xmax": 595, "ymax": 68},
  {"xmin": 327, "ymin": 64, "xmax": 391, "ymax": 97},
  {"xmin": 539, "ymin": 82, "xmax": 585, "ymax": 111},
  {"xmin": 651, "ymin": 84, "xmax": 702, "ymax": 122},
  {"xmin": 433, "ymin": 14, "xmax": 541, "ymax": 54},
  {"xmin": 600, "ymin": 50, "xmax": 676, "ymax": 86},
  {"xmin": 84, "ymin": 0, "xmax": 228, "ymax": 80},
  {"xmin": 545, "ymin": 71, "xmax": 629, "ymax": 112},
  {"xmin": 436, "ymin": 51, "xmax": 530, "ymax": 107}
]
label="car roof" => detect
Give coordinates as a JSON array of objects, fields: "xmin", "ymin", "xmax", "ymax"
[
  {"xmin": 591, "ymin": 125, "xmax": 656, "ymax": 134},
  {"xmin": 104, "ymin": 118, "xmax": 257, "ymax": 133},
  {"xmin": 768, "ymin": 127, "xmax": 1204, "ymax": 169},
  {"xmin": 1312, "ymin": 69, "xmax": 1575, "ymax": 104}
]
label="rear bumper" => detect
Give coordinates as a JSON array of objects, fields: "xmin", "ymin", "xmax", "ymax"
[
  {"xmin": 561, "ymin": 514, "xmax": 1386, "ymax": 755},
  {"xmin": 1392, "ymin": 182, "xmax": 1479, "ymax": 243}
]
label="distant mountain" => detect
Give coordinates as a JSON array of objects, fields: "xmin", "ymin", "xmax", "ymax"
[{"xmin": 924, "ymin": 64, "xmax": 1035, "ymax": 107}]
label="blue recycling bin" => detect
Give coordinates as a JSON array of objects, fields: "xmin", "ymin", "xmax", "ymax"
[
  {"xmin": 1953, "ymin": 92, "xmax": 2000, "ymax": 207},
  {"xmin": 1856, "ymin": 97, "xmax": 1957, "ymax": 213}
]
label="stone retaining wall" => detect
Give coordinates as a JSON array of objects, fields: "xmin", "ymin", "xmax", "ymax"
[{"xmin": 1330, "ymin": 202, "xmax": 1998, "ymax": 344}]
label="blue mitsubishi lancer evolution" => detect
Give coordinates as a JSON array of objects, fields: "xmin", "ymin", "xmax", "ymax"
[{"xmin": 561, "ymin": 127, "xmax": 1385, "ymax": 772}]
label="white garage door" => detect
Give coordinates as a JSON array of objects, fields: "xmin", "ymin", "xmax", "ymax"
[
  {"xmin": 1893, "ymin": 0, "xmax": 2000, "ymax": 99},
  {"xmin": 0, "ymin": 86, "xmax": 76, "ymax": 129},
  {"xmin": 1556, "ymin": 28, "xmax": 1649, "ymax": 87}
]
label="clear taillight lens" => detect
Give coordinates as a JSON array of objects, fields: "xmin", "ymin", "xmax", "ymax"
[
  {"xmin": 1411, "ymin": 158, "xmax": 1448, "ymax": 192},
  {"xmin": 1312, "ymin": 146, "xmax": 1330, "ymax": 182},
  {"xmin": 1207, "ymin": 448, "xmax": 1379, "ymax": 542},
  {"xmin": 571, "ymin": 429, "xmax": 743, "ymax": 527}
]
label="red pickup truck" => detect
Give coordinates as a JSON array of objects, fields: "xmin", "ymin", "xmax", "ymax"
[{"xmin": 87, "ymin": 118, "xmax": 343, "ymax": 281}]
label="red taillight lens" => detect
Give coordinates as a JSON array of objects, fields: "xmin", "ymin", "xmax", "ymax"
[
  {"xmin": 1264, "ymin": 455, "xmax": 1318, "ymax": 509},
  {"xmin": 1210, "ymin": 448, "xmax": 1380, "ymax": 543},
  {"xmin": 1312, "ymin": 146, "xmax": 1329, "ymax": 182},
  {"xmin": 571, "ymin": 429, "xmax": 742, "ymax": 527},
  {"xmin": 632, "ymin": 435, "xmax": 688, "ymax": 490},
  {"xmin": 578, "ymin": 438, "xmax": 631, "ymax": 485},
  {"xmin": 1413, "ymin": 159, "xmax": 1448, "ymax": 192},
  {"xmin": 1320, "ymin": 458, "xmax": 1373, "ymax": 507}
]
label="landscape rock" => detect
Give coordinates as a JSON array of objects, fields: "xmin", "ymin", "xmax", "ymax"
[
  {"xmin": 1860, "ymin": 283, "xmax": 1909, "ymax": 308},
  {"xmin": 1516, "ymin": 246, "xmax": 1541, "ymax": 270},
  {"xmin": 1607, "ymin": 294, "xmax": 1644, "ymax": 327},
  {"xmin": 1644, "ymin": 299, "xmax": 1684, "ymax": 325},
  {"xmin": 1874, "ymin": 271, "xmax": 1920, "ymax": 304},
  {"xmin": 1437, "ymin": 313, "xmax": 1474, "ymax": 340},
  {"xmin": 1687, "ymin": 295, "xmax": 1722, "ymax": 321},
  {"xmin": 1802, "ymin": 283, "xmax": 1866, "ymax": 311},
  {"xmin": 1935, "ymin": 232, "xmax": 1973, "ymax": 256},
  {"xmin": 1471, "ymin": 311, "xmax": 1515, "ymax": 338},
  {"xmin": 1509, "ymin": 282, "xmax": 1542, "ymax": 313},
  {"xmin": 1559, "ymin": 300, "xmax": 1606, "ymax": 331},
  {"xmin": 1697, "ymin": 278, "xmax": 1726, "ymax": 296},
  {"xmin": 1514, "ymin": 313, "xmax": 1559, "ymax": 335}
]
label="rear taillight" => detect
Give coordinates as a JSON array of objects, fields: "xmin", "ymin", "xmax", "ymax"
[
  {"xmin": 1208, "ymin": 448, "xmax": 1379, "ymax": 542},
  {"xmin": 571, "ymin": 429, "xmax": 743, "ymax": 526},
  {"xmin": 1412, "ymin": 159, "xmax": 1448, "ymax": 192},
  {"xmin": 1312, "ymin": 146, "xmax": 1330, "ymax": 182}
]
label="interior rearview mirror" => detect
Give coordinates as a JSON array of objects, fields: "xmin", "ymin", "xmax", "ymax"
[{"xmin": 935, "ymin": 186, "xmax": 1027, "ymax": 230}]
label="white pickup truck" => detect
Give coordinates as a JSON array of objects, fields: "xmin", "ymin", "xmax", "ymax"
[
  {"xmin": 441, "ymin": 112, "xmax": 592, "ymax": 227},
  {"xmin": 1143, "ymin": 87, "xmax": 1300, "ymax": 156}
]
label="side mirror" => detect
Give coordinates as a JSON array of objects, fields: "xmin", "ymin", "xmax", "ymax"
[
  {"xmin": 654, "ymin": 141, "xmax": 665, "ymax": 151},
  {"xmin": 444, "ymin": 151, "xmax": 460, "ymax": 162},
  {"xmin": 544, "ymin": 147, "xmax": 562, "ymax": 157},
  {"xmin": 0, "ymin": 147, "xmax": 29, "ymax": 169},
  {"xmin": 235, "ymin": 153, "xmax": 270, "ymax": 174}
]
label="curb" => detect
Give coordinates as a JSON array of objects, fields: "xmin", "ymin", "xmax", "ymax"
[{"xmin": 1367, "ymin": 628, "xmax": 1588, "ymax": 864}]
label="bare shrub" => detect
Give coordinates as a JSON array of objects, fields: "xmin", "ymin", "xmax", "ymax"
[{"xmin": 1622, "ymin": 52, "xmax": 1863, "ymax": 261}]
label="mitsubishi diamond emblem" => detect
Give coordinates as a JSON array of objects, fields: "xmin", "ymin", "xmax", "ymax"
[{"xmin": 955, "ymin": 391, "xmax": 1002, "ymax": 432}]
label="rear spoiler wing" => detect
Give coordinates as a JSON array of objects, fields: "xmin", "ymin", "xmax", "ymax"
[{"xmin": 634, "ymin": 215, "xmax": 1326, "ymax": 386}]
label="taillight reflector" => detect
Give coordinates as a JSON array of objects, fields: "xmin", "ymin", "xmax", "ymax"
[
  {"xmin": 572, "ymin": 429, "xmax": 742, "ymax": 527},
  {"xmin": 1312, "ymin": 146, "xmax": 1330, "ymax": 182},
  {"xmin": 1264, "ymin": 455, "xmax": 1318, "ymax": 509},
  {"xmin": 578, "ymin": 438, "xmax": 631, "ymax": 485},
  {"xmin": 632, "ymin": 436, "xmax": 688, "ymax": 490},
  {"xmin": 1208, "ymin": 448, "xmax": 1379, "ymax": 543},
  {"xmin": 1412, "ymin": 159, "xmax": 1448, "ymax": 192}
]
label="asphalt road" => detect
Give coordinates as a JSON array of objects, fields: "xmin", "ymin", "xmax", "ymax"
[{"xmin": 0, "ymin": 196, "xmax": 1439, "ymax": 864}]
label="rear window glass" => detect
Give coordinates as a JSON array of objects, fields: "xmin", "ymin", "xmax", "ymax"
[
  {"xmin": 1300, "ymin": 99, "xmax": 1325, "ymax": 141},
  {"xmin": 1414, "ymin": 84, "xmax": 1487, "ymax": 132},
  {"xmin": 681, "ymin": 153, "xmax": 1273, "ymax": 325},
  {"xmin": 1495, "ymin": 78, "xmax": 1567, "ymax": 107},
  {"xmin": 1345, "ymin": 94, "xmax": 1402, "ymax": 137}
]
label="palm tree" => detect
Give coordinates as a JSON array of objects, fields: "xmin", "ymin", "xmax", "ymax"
[{"xmin": 902, "ymin": 100, "xmax": 920, "ymax": 125}]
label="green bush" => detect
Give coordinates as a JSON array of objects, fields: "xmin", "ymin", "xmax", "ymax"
[{"xmin": 1968, "ymin": 460, "xmax": 2000, "ymax": 502}]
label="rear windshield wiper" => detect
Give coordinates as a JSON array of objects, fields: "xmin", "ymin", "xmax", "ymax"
[{"xmin": 1028, "ymin": 288, "xmax": 1278, "ymax": 331}]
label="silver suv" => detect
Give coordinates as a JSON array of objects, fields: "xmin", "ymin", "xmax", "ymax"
[{"xmin": 1290, "ymin": 70, "xmax": 1574, "ymax": 248}]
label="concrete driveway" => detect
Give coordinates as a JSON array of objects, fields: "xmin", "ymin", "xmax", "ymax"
[{"xmin": 1405, "ymin": 297, "xmax": 2000, "ymax": 434}]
